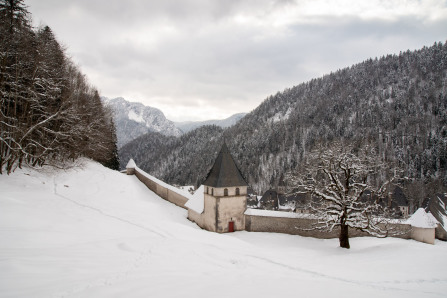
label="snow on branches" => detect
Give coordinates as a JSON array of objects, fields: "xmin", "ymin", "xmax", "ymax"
[
  {"xmin": 0, "ymin": 2, "xmax": 119, "ymax": 173},
  {"xmin": 286, "ymin": 142, "xmax": 403, "ymax": 248}
]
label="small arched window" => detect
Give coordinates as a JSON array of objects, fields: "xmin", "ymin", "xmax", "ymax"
[
  {"xmin": 236, "ymin": 188, "xmax": 240, "ymax": 195},
  {"xmin": 224, "ymin": 188, "xmax": 228, "ymax": 196},
  {"xmin": 206, "ymin": 187, "xmax": 209, "ymax": 194},
  {"xmin": 211, "ymin": 188, "xmax": 214, "ymax": 196}
]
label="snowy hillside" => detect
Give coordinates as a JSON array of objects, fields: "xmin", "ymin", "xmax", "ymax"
[
  {"xmin": 103, "ymin": 97, "xmax": 182, "ymax": 148},
  {"xmin": 1, "ymin": 160, "xmax": 447, "ymax": 297},
  {"xmin": 174, "ymin": 113, "xmax": 247, "ymax": 134}
]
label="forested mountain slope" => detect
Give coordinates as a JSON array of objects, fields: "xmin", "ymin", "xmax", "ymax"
[
  {"xmin": 120, "ymin": 42, "xmax": 447, "ymax": 194},
  {"xmin": 119, "ymin": 125, "xmax": 224, "ymax": 186}
]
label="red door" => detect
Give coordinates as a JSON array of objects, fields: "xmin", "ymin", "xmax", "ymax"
[{"xmin": 228, "ymin": 221, "xmax": 234, "ymax": 232}]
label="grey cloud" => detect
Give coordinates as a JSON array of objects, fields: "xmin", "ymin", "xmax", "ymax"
[{"xmin": 27, "ymin": 0, "xmax": 447, "ymax": 121}]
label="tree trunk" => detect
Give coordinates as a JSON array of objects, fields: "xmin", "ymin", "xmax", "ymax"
[{"xmin": 339, "ymin": 224, "xmax": 350, "ymax": 249}]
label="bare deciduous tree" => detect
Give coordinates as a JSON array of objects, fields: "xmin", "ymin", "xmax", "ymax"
[
  {"xmin": 0, "ymin": 1, "xmax": 119, "ymax": 173},
  {"xmin": 286, "ymin": 143, "xmax": 402, "ymax": 249}
]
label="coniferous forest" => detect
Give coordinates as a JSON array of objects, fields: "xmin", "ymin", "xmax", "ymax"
[
  {"xmin": 0, "ymin": 0, "xmax": 119, "ymax": 173},
  {"xmin": 120, "ymin": 41, "xmax": 447, "ymax": 202}
]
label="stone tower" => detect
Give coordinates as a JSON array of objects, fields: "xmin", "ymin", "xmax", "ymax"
[{"xmin": 201, "ymin": 143, "xmax": 248, "ymax": 233}]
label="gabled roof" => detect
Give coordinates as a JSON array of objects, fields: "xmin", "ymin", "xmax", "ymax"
[
  {"xmin": 407, "ymin": 208, "xmax": 439, "ymax": 228},
  {"xmin": 203, "ymin": 143, "xmax": 247, "ymax": 188},
  {"xmin": 260, "ymin": 189, "xmax": 279, "ymax": 203},
  {"xmin": 126, "ymin": 158, "xmax": 136, "ymax": 168},
  {"xmin": 392, "ymin": 186, "xmax": 408, "ymax": 206}
]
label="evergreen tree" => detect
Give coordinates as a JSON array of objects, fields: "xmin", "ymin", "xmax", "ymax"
[{"xmin": 0, "ymin": 0, "xmax": 120, "ymax": 173}]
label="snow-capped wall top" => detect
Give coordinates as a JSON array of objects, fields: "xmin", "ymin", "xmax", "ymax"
[
  {"xmin": 244, "ymin": 208, "xmax": 314, "ymax": 219},
  {"xmin": 407, "ymin": 208, "xmax": 439, "ymax": 228}
]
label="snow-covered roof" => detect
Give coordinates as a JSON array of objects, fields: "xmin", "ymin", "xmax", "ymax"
[
  {"xmin": 185, "ymin": 185, "xmax": 204, "ymax": 213},
  {"xmin": 126, "ymin": 158, "xmax": 136, "ymax": 169},
  {"xmin": 407, "ymin": 208, "xmax": 439, "ymax": 228}
]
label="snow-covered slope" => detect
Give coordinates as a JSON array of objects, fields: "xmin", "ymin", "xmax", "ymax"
[
  {"xmin": 174, "ymin": 112, "xmax": 246, "ymax": 134},
  {"xmin": 1, "ymin": 161, "xmax": 447, "ymax": 297},
  {"xmin": 103, "ymin": 97, "xmax": 182, "ymax": 148}
]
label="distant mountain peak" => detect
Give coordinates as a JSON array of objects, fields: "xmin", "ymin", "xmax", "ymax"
[
  {"xmin": 104, "ymin": 96, "xmax": 246, "ymax": 148},
  {"xmin": 174, "ymin": 113, "xmax": 247, "ymax": 134},
  {"xmin": 103, "ymin": 96, "xmax": 182, "ymax": 148}
]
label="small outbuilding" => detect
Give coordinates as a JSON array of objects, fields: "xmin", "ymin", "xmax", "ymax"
[{"xmin": 407, "ymin": 208, "xmax": 439, "ymax": 245}]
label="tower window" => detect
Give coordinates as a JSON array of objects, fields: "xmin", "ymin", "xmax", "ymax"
[
  {"xmin": 236, "ymin": 188, "xmax": 240, "ymax": 195},
  {"xmin": 224, "ymin": 188, "xmax": 228, "ymax": 196}
]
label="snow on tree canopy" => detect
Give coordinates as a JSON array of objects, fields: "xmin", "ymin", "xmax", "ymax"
[
  {"xmin": 407, "ymin": 208, "xmax": 439, "ymax": 228},
  {"xmin": 126, "ymin": 159, "xmax": 136, "ymax": 169}
]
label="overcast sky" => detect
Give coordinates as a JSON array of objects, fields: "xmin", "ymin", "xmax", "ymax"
[{"xmin": 27, "ymin": 0, "xmax": 447, "ymax": 122}]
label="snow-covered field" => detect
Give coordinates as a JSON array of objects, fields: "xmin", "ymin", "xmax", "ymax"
[{"xmin": 1, "ymin": 160, "xmax": 446, "ymax": 298}]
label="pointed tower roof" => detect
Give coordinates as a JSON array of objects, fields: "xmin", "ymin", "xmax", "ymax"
[{"xmin": 203, "ymin": 143, "xmax": 247, "ymax": 188}]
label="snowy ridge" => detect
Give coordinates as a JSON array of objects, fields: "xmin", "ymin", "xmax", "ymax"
[{"xmin": 128, "ymin": 110, "xmax": 145, "ymax": 124}]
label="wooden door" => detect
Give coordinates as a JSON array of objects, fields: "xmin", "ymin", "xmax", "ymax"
[{"xmin": 228, "ymin": 221, "xmax": 234, "ymax": 232}]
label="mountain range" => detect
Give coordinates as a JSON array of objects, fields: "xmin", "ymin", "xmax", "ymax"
[
  {"xmin": 103, "ymin": 97, "xmax": 246, "ymax": 148},
  {"xmin": 118, "ymin": 41, "xmax": 447, "ymax": 200},
  {"xmin": 103, "ymin": 97, "xmax": 181, "ymax": 148}
]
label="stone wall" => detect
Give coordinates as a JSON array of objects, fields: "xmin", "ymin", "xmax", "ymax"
[
  {"xmin": 133, "ymin": 167, "xmax": 189, "ymax": 209},
  {"xmin": 201, "ymin": 194, "xmax": 217, "ymax": 232},
  {"xmin": 188, "ymin": 209, "xmax": 205, "ymax": 229},
  {"xmin": 411, "ymin": 227, "xmax": 436, "ymax": 245},
  {"xmin": 127, "ymin": 163, "xmax": 412, "ymax": 240},
  {"xmin": 245, "ymin": 212, "xmax": 412, "ymax": 239}
]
